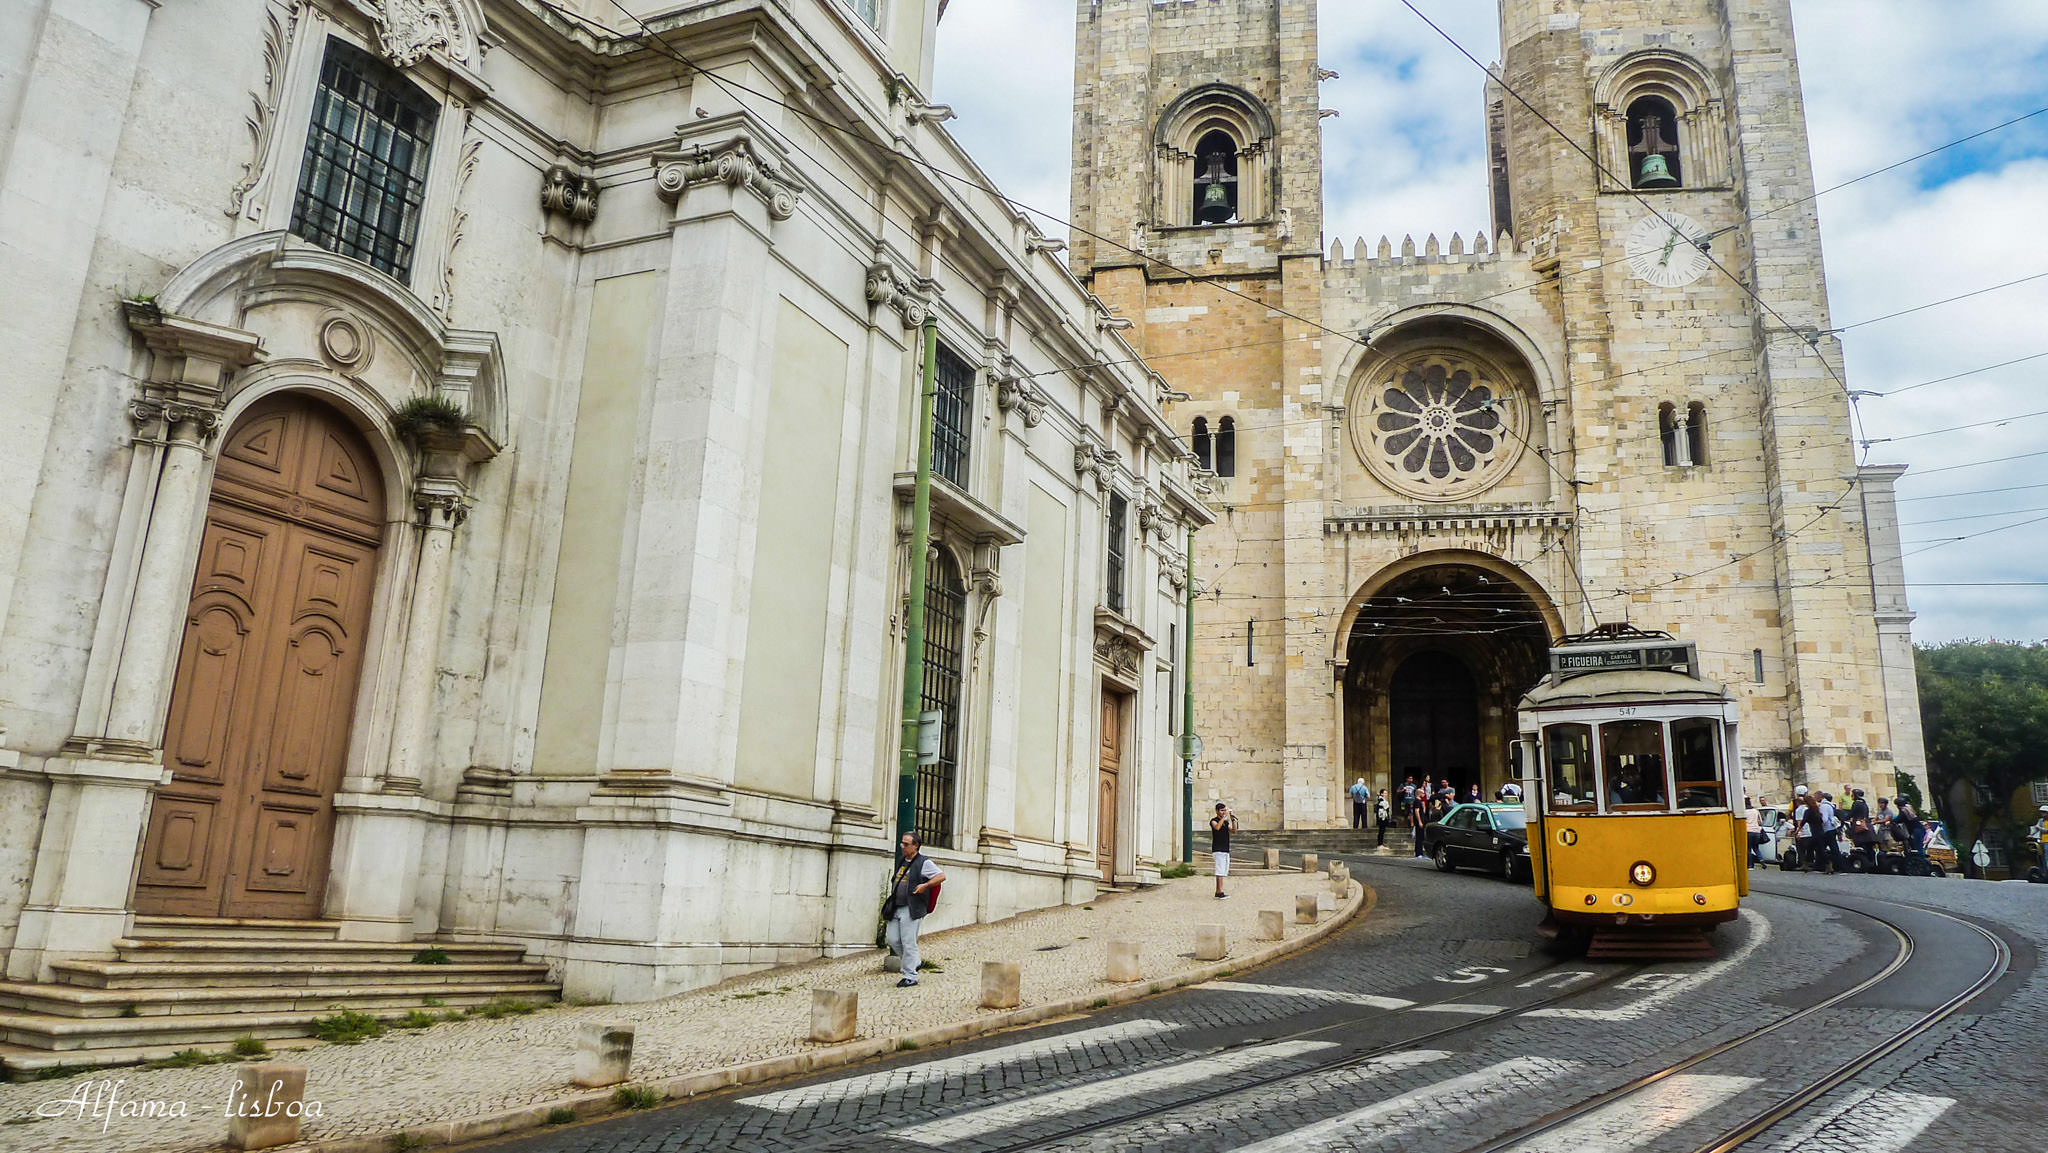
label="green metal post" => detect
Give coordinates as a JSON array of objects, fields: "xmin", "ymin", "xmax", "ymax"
[
  {"xmin": 1182, "ymin": 524, "xmax": 1196, "ymax": 863},
  {"xmin": 896, "ymin": 313, "xmax": 941, "ymax": 850}
]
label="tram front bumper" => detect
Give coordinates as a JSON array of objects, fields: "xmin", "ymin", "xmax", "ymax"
[{"xmin": 1552, "ymin": 883, "xmax": 1741, "ymax": 922}]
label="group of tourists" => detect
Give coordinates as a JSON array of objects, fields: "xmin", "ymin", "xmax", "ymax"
[
  {"xmin": 1342, "ymin": 773, "xmax": 1507, "ymax": 856},
  {"xmin": 1748, "ymin": 784, "xmax": 1932, "ymax": 873}
]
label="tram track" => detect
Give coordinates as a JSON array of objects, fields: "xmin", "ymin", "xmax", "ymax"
[{"xmin": 1450, "ymin": 886, "xmax": 2011, "ymax": 1153}]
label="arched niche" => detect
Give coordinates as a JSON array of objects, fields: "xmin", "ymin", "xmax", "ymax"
[
  {"xmin": 1154, "ymin": 84, "xmax": 1277, "ymax": 227},
  {"xmin": 1592, "ymin": 50, "xmax": 1730, "ymax": 191}
]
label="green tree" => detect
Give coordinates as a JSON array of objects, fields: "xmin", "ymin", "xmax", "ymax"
[{"xmin": 1915, "ymin": 641, "xmax": 2048, "ymax": 869}]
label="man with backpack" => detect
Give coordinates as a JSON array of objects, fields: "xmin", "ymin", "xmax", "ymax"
[{"xmin": 883, "ymin": 832, "xmax": 945, "ymax": 988}]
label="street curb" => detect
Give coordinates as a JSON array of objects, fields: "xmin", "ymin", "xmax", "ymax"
[{"xmin": 291, "ymin": 877, "xmax": 1372, "ymax": 1152}]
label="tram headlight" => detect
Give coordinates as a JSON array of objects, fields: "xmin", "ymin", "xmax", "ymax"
[{"xmin": 1629, "ymin": 860, "xmax": 1656, "ymax": 887}]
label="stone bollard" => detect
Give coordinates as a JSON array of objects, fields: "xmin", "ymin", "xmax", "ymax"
[
  {"xmin": 1317, "ymin": 890, "xmax": 1336, "ymax": 914},
  {"xmin": 572, "ymin": 1023, "xmax": 635, "ymax": 1088},
  {"xmin": 1258, "ymin": 909, "xmax": 1286, "ymax": 940},
  {"xmin": 1296, "ymin": 894, "xmax": 1319, "ymax": 924},
  {"xmin": 1106, "ymin": 939, "xmax": 1141, "ymax": 982},
  {"xmin": 1263, "ymin": 848, "xmax": 1281, "ymax": 870},
  {"xmin": 224, "ymin": 1064, "xmax": 309, "ymax": 1150},
  {"xmin": 1301, "ymin": 852, "xmax": 1319, "ymax": 875},
  {"xmin": 810, "ymin": 988, "xmax": 858, "ymax": 1043},
  {"xmin": 1195, "ymin": 924, "xmax": 1226, "ymax": 961},
  {"xmin": 981, "ymin": 961, "xmax": 1021, "ymax": 1009}
]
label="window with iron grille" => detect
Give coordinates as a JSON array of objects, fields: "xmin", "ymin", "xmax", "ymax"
[
  {"xmin": 916, "ymin": 556, "xmax": 966, "ymax": 849},
  {"xmin": 1106, "ymin": 493, "xmax": 1128, "ymax": 615},
  {"xmin": 289, "ymin": 39, "xmax": 439, "ymax": 283},
  {"xmin": 932, "ymin": 343, "xmax": 975, "ymax": 488}
]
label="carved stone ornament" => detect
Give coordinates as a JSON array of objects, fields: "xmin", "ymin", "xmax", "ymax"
[
  {"xmin": 317, "ymin": 312, "xmax": 374, "ymax": 374},
  {"xmin": 865, "ymin": 262, "xmax": 927, "ymax": 330},
  {"xmin": 129, "ymin": 399, "xmax": 225, "ymax": 442},
  {"xmin": 1135, "ymin": 488, "xmax": 1162, "ymax": 537},
  {"xmin": 1161, "ymin": 548, "xmax": 1189, "ymax": 591},
  {"xmin": 652, "ymin": 134, "xmax": 804, "ymax": 221},
  {"xmin": 227, "ymin": 3, "xmax": 297, "ymax": 219},
  {"xmin": 995, "ymin": 375, "xmax": 1047, "ymax": 427},
  {"xmin": 540, "ymin": 165, "xmax": 600, "ymax": 224},
  {"xmin": 1093, "ymin": 634, "xmax": 1142, "ymax": 678},
  {"xmin": 371, "ymin": 0, "xmax": 473, "ymax": 68}
]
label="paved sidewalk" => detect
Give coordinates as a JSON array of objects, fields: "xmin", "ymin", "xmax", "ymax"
[{"xmin": 1, "ymin": 869, "xmax": 1363, "ymax": 1153}]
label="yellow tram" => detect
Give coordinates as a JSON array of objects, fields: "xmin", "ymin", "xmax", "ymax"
[{"xmin": 1515, "ymin": 626, "xmax": 1747, "ymax": 957}]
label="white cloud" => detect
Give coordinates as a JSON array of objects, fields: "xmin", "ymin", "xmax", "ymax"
[{"xmin": 933, "ymin": 0, "xmax": 2048, "ymax": 641}]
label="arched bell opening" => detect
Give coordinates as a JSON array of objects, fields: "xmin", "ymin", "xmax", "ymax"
[
  {"xmin": 1191, "ymin": 129, "xmax": 1241, "ymax": 224},
  {"xmin": 1627, "ymin": 94, "xmax": 1683, "ymax": 187},
  {"xmin": 1340, "ymin": 558, "xmax": 1555, "ymax": 802}
]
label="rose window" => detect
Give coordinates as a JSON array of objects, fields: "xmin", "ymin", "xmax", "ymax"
[{"xmin": 1353, "ymin": 356, "xmax": 1529, "ymax": 500}]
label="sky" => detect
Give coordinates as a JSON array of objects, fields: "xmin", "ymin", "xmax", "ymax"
[{"xmin": 930, "ymin": 1, "xmax": 2048, "ymax": 645}]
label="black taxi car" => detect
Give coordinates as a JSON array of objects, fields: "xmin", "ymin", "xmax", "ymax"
[{"xmin": 1422, "ymin": 802, "xmax": 1532, "ymax": 881}]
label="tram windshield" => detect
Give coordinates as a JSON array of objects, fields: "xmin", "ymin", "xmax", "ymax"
[{"xmin": 1540, "ymin": 716, "xmax": 1728, "ymax": 814}]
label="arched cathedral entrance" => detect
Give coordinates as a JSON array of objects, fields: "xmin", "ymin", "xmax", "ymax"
[
  {"xmin": 1341, "ymin": 555, "xmax": 1557, "ymax": 800},
  {"xmin": 135, "ymin": 395, "xmax": 385, "ymax": 918}
]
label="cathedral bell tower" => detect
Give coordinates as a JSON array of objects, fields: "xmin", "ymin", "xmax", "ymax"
[{"xmin": 1490, "ymin": 0, "xmax": 1906, "ymax": 792}]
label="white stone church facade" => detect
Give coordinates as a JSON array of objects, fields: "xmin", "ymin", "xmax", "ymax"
[{"xmin": 0, "ymin": 0, "xmax": 1210, "ymax": 1002}]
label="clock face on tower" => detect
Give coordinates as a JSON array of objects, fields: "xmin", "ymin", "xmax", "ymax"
[{"xmin": 1624, "ymin": 211, "xmax": 1712, "ymax": 288}]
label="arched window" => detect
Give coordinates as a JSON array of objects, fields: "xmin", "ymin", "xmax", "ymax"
[
  {"xmin": 290, "ymin": 38, "xmax": 440, "ymax": 283},
  {"xmin": 1155, "ymin": 85, "xmax": 1275, "ymax": 227},
  {"xmin": 1659, "ymin": 403, "xmax": 1688, "ymax": 466},
  {"xmin": 1216, "ymin": 416, "xmax": 1237, "ymax": 477},
  {"xmin": 1192, "ymin": 417, "xmax": 1212, "ymax": 471},
  {"xmin": 1627, "ymin": 95, "xmax": 1683, "ymax": 188},
  {"xmin": 1661, "ymin": 401, "xmax": 1708, "ymax": 467},
  {"xmin": 1593, "ymin": 51, "xmax": 1728, "ymax": 192},
  {"xmin": 1192, "ymin": 130, "xmax": 1240, "ymax": 224},
  {"xmin": 917, "ymin": 554, "xmax": 966, "ymax": 848}
]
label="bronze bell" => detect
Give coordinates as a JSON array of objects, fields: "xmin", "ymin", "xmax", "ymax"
[
  {"xmin": 1195, "ymin": 151, "xmax": 1237, "ymax": 224},
  {"xmin": 1637, "ymin": 152, "xmax": 1679, "ymax": 188}
]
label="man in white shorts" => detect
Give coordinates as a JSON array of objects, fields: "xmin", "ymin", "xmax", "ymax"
[{"xmin": 1209, "ymin": 802, "xmax": 1239, "ymax": 898}]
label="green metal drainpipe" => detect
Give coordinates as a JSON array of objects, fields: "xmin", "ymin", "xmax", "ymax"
[{"xmin": 896, "ymin": 313, "xmax": 941, "ymax": 852}]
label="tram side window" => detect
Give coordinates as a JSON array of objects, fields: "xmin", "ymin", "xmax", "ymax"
[
  {"xmin": 1544, "ymin": 724, "xmax": 1597, "ymax": 812},
  {"xmin": 1601, "ymin": 720, "xmax": 1668, "ymax": 809},
  {"xmin": 1672, "ymin": 717, "xmax": 1725, "ymax": 809}
]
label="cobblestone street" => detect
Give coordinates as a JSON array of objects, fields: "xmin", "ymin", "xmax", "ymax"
[{"xmin": 463, "ymin": 855, "xmax": 2042, "ymax": 1153}]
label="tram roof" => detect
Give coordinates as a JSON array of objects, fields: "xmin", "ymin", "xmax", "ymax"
[{"xmin": 1518, "ymin": 668, "xmax": 1732, "ymax": 711}]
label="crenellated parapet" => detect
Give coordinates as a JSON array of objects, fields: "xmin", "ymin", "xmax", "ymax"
[{"xmin": 1324, "ymin": 229, "xmax": 1525, "ymax": 275}]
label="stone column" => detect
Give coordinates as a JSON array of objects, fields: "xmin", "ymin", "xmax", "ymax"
[
  {"xmin": 102, "ymin": 405, "xmax": 220, "ymax": 749},
  {"xmin": 382, "ymin": 491, "xmax": 465, "ymax": 794}
]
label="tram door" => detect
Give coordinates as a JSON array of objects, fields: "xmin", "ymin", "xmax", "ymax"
[{"xmin": 1389, "ymin": 651, "xmax": 1480, "ymax": 788}]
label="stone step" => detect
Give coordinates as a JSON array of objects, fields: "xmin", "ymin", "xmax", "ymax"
[
  {"xmin": 0, "ymin": 1001, "xmax": 508, "ymax": 1054},
  {"xmin": 107, "ymin": 937, "xmax": 532, "ymax": 966},
  {"xmin": 49, "ymin": 958, "xmax": 550, "ymax": 990},
  {"xmin": 0, "ymin": 980, "xmax": 560, "ymax": 1019},
  {"xmin": 0, "ymin": 1037, "xmax": 321, "ymax": 1081},
  {"xmin": 128, "ymin": 915, "xmax": 343, "ymax": 941}
]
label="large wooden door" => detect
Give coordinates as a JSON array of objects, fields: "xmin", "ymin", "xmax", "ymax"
[
  {"xmin": 1097, "ymin": 690, "xmax": 1124, "ymax": 884},
  {"xmin": 1389, "ymin": 650, "xmax": 1481, "ymax": 787},
  {"xmin": 136, "ymin": 397, "xmax": 384, "ymax": 918}
]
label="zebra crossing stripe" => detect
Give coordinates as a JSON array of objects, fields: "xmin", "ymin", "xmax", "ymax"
[
  {"xmin": 1751, "ymin": 1087, "xmax": 1955, "ymax": 1153},
  {"xmin": 1500, "ymin": 1074, "xmax": 1759, "ymax": 1152},
  {"xmin": 894, "ymin": 1040, "xmax": 1350, "ymax": 1145},
  {"xmin": 735, "ymin": 1018, "xmax": 1180, "ymax": 1111},
  {"xmin": 1202, "ymin": 980, "xmax": 1416, "ymax": 1010},
  {"xmin": 1224, "ymin": 1056, "xmax": 1579, "ymax": 1153},
  {"xmin": 1408, "ymin": 1003, "xmax": 1505, "ymax": 1014}
]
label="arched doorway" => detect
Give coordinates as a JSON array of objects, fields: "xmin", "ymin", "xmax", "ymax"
[
  {"xmin": 1341, "ymin": 557, "xmax": 1556, "ymax": 800},
  {"xmin": 1388, "ymin": 651, "xmax": 1481, "ymax": 789},
  {"xmin": 135, "ymin": 395, "xmax": 385, "ymax": 918}
]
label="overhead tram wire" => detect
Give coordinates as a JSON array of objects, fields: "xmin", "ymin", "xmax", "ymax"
[
  {"xmin": 554, "ymin": 0, "xmax": 2048, "ymax": 499},
  {"xmin": 545, "ymin": 0, "xmax": 2040, "ymax": 429},
  {"xmin": 1398, "ymin": 1, "xmax": 1855, "ymax": 406},
  {"xmin": 556, "ymin": 0, "xmax": 2048, "ymax": 628}
]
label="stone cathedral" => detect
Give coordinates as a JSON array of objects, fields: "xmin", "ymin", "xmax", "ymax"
[{"xmin": 1070, "ymin": 0, "xmax": 1929, "ymax": 828}]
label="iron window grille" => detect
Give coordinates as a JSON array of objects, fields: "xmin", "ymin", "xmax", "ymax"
[
  {"xmin": 289, "ymin": 39, "xmax": 439, "ymax": 284},
  {"xmin": 932, "ymin": 343, "xmax": 975, "ymax": 489},
  {"xmin": 917, "ymin": 558, "xmax": 966, "ymax": 849},
  {"xmin": 1106, "ymin": 493, "xmax": 1128, "ymax": 615}
]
